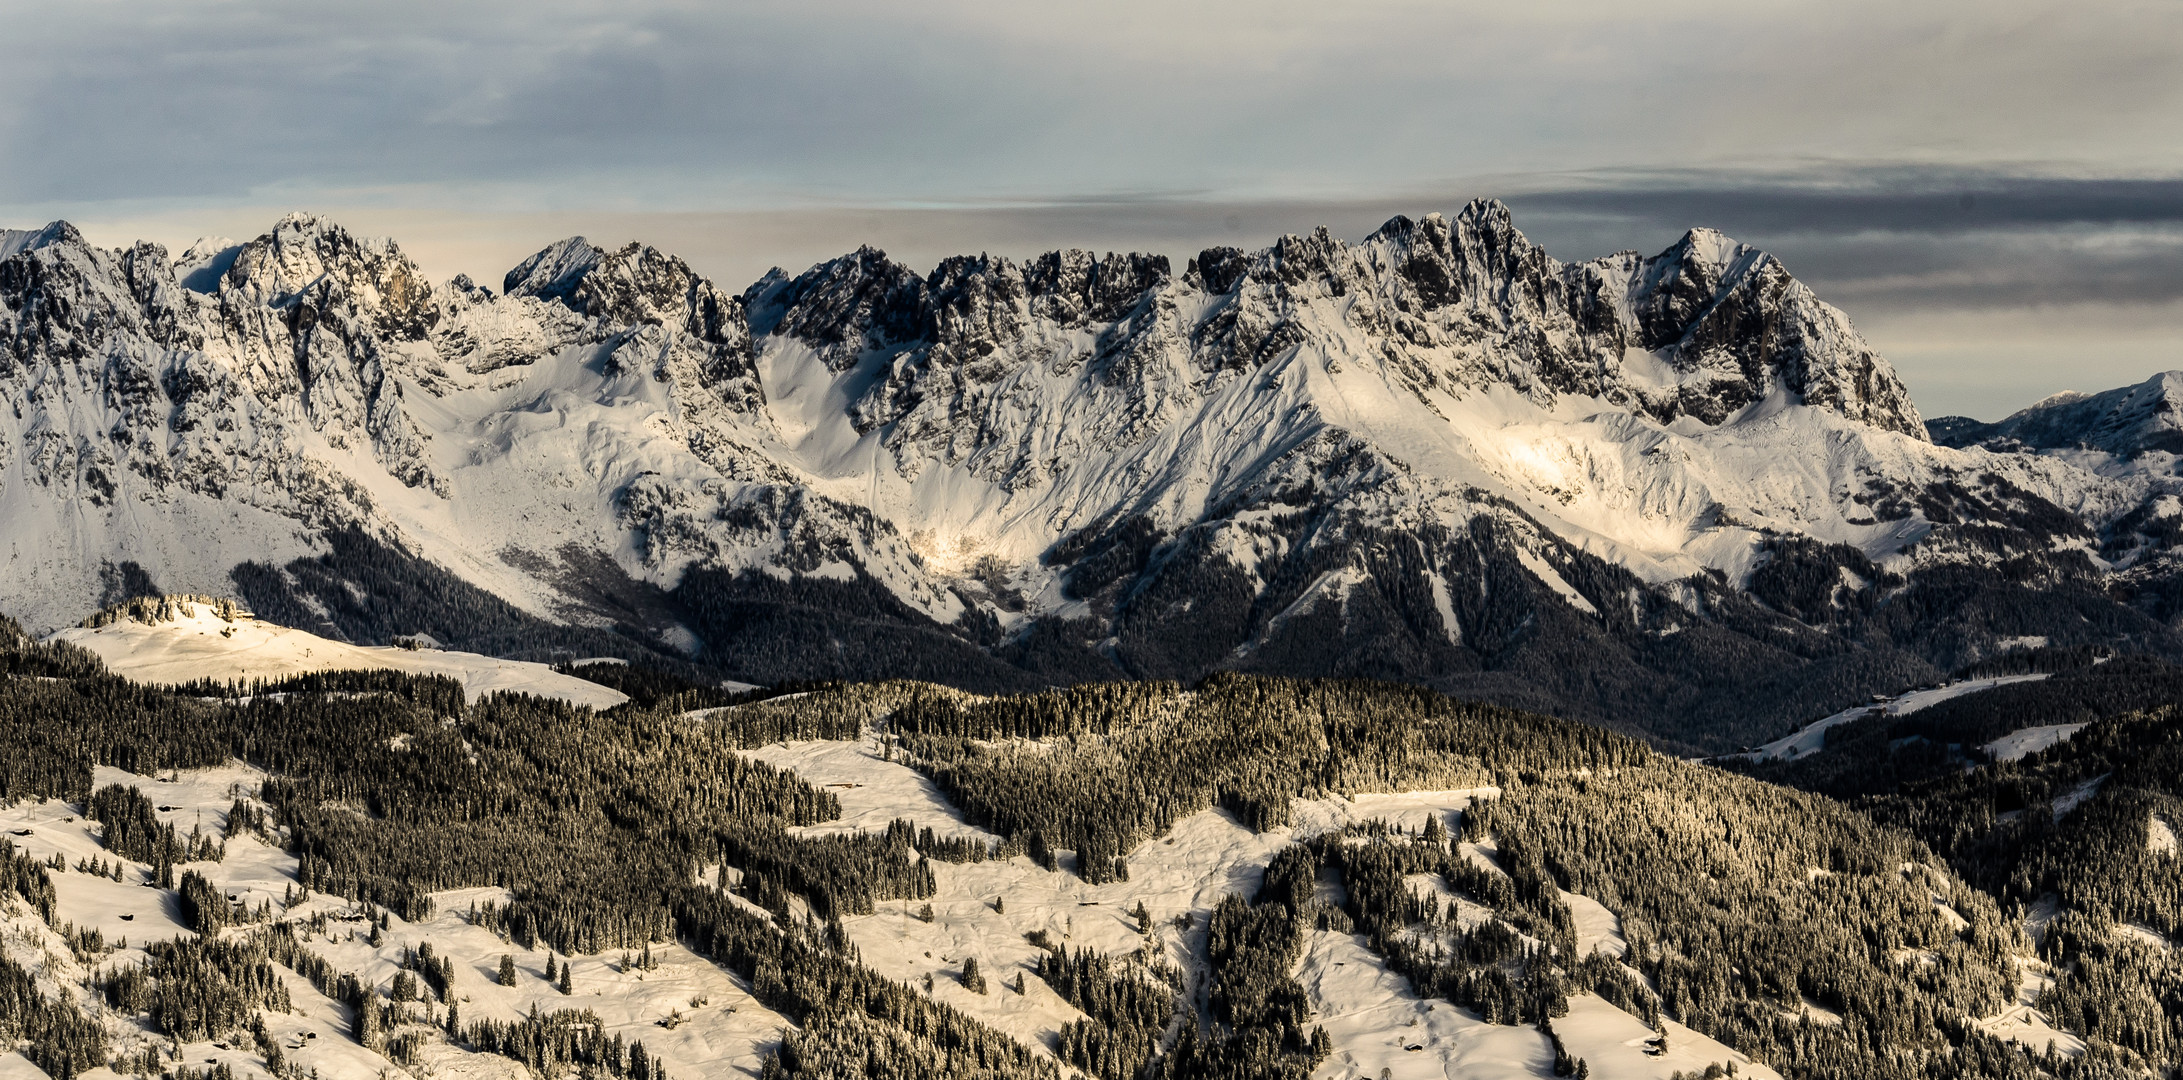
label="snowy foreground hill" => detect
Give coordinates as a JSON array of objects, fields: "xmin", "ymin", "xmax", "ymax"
[
  {"xmin": 5, "ymin": 206, "xmax": 2183, "ymax": 751},
  {"xmin": 16, "ymin": 614, "xmax": 2175, "ymax": 1080}
]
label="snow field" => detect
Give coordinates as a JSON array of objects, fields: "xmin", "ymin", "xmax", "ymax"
[
  {"xmin": 48, "ymin": 604, "xmax": 628, "ymax": 709},
  {"xmin": 1296, "ymin": 931, "xmax": 1778, "ymax": 1080},
  {"xmin": 1, "ymin": 762, "xmax": 788, "ymax": 1080},
  {"xmin": 736, "ymin": 738, "xmax": 1771, "ymax": 1080},
  {"xmin": 2054, "ymin": 774, "xmax": 2109, "ymax": 817},
  {"xmin": 2115, "ymin": 924, "xmax": 2174, "ymax": 951},
  {"xmin": 1982, "ymin": 724, "xmax": 2088, "ymax": 763},
  {"xmin": 1974, "ymin": 961, "xmax": 2087, "ymax": 1057},
  {"xmin": 1562, "ymin": 892, "xmax": 1628, "ymax": 960},
  {"xmin": 1735, "ymin": 674, "xmax": 2051, "ymax": 762},
  {"xmin": 743, "ymin": 737, "xmax": 997, "ymax": 843},
  {"xmin": 743, "ymin": 736, "xmax": 1300, "ymax": 1056}
]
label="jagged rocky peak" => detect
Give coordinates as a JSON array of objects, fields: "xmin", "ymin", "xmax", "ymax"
[
  {"xmin": 1930, "ymin": 370, "xmax": 2183, "ymax": 458},
  {"xmin": 1344, "ymin": 201, "xmax": 1926, "ymax": 438},
  {"xmin": 1619, "ymin": 225, "xmax": 1925, "ymax": 438},
  {"xmin": 1362, "ymin": 200, "xmax": 1562, "ymax": 306},
  {"xmin": 1020, "ymin": 249, "xmax": 1170, "ymax": 325},
  {"xmin": 504, "ymin": 236, "xmax": 602, "ymax": 304},
  {"xmin": 174, "ymin": 236, "xmax": 243, "ymax": 293},
  {"xmin": 0, "ymin": 220, "xmax": 84, "ymax": 260},
  {"xmin": 212, "ymin": 213, "xmax": 438, "ymax": 341},
  {"xmin": 500, "ymin": 235, "xmax": 762, "ymax": 414},
  {"xmin": 757, "ymin": 245, "xmax": 930, "ymax": 371},
  {"xmin": 1628, "ymin": 227, "xmax": 1760, "ymax": 350},
  {"xmin": 752, "ymin": 241, "xmax": 1178, "ymax": 376},
  {"xmin": 1, "ymin": 219, "xmax": 197, "ymax": 370}
]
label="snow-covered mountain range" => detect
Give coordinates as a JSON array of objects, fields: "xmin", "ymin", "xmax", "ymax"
[{"xmin": 4, "ymin": 203, "xmax": 2177, "ymax": 750}]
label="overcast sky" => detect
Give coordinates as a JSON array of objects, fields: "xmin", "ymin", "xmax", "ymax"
[{"xmin": 6, "ymin": 0, "xmax": 2181, "ymax": 419}]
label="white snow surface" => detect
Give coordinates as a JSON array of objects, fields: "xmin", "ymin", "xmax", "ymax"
[
  {"xmin": 0, "ymin": 761, "xmax": 788, "ymax": 1080},
  {"xmin": 46, "ymin": 600, "xmax": 626, "ymax": 708},
  {"xmin": 1974, "ymin": 960, "xmax": 2086, "ymax": 1058},
  {"xmin": 1982, "ymin": 723, "xmax": 2089, "ymax": 763},
  {"xmin": 0, "ymin": 207, "xmax": 2154, "ymax": 657},
  {"xmin": 2151, "ymin": 814, "xmax": 2178, "ymax": 856},
  {"xmin": 1733, "ymin": 674, "xmax": 2050, "ymax": 762},
  {"xmin": 735, "ymin": 734, "xmax": 1783, "ymax": 1080},
  {"xmin": 2054, "ymin": 774, "xmax": 2110, "ymax": 817},
  {"xmin": 1297, "ymin": 933, "xmax": 1778, "ymax": 1080}
]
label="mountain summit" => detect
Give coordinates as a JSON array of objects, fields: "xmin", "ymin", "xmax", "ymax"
[{"xmin": 1, "ymin": 203, "xmax": 2170, "ymax": 750}]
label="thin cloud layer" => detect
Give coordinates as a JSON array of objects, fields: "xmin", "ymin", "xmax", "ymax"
[
  {"xmin": 3, "ymin": 2, "xmax": 2180, "ymax": 420},
  {"xmin": 6, "ymin": 1, "xmax": 2181, "ymax": 206}
]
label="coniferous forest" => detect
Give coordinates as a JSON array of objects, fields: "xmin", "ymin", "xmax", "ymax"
[{"xmin": 1, "ymin": 612, "xmax": 2180, "ymax": 1080}]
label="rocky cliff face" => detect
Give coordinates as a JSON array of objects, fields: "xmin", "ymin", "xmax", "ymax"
[{"xmin": 1, "ymin": 202, "xmax": 2164, "ymax": 752}]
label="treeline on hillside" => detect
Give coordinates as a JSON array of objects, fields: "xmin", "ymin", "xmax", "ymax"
[
  {"xmin": 0, "ymin": 630, "xmax": 1056, "ymax": 1079},
  {"xmin": 893, "ymin": 675, "xmax": 1642, "ymax": 883},
  {"xmin": 1864, "ymin": 705, "xmax": 2183, "ymax": 1066},
  {"xmin": 0, "ymin": 951, "xmax": 105, "ymax": 1080},
  {"xmin": 1953, "ymin": 644, "xmax": 2116, "ymax": 680},
  {"xmin": 1143, "ymin": 849, "xmax": 1331, "ymax": 1080},
  {"xmin": 875, "ymin": 675, "xmax": 2148, "ymax": 1079},
  {"xmin": 1468, "ymin": 764, "xmax": 2028, "ymax": 1078},
  {"xmin": 552, "ymin": 660, "xmax": 771, "ymax": 711},
  {"xmin": 77, "ymin": 594, "xmax": 246, "ymax": 629},
  {"xmin": 230, "ymin": 526, "xmax": 692, "ymax": 667},
  {"xmin": 1306, "ymin": 819, "xmax": 1599, "ymax": 1029},
  {"xmin": 0, "ymin": 613, "xmax": 105, "ymax": 679},
  {"xmin": 1731, "ymin": 656, "xmax": 2183, "ymax": 799},
  {"xmin": 171, "ymin": 669, "xmax": 468, "ymax": 715},
  {"xmin": 4, "ymin": 609, "xmax": 2168, "ymax": 1080}
]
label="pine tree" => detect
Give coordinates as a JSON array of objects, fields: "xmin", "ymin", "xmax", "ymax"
[
  {"xmin": 558, "ymin": 961, "xmax": 573, "ymax": 996},
  {"xmin": 498, "ymin": 954, "xmax": 517, "ymax": 987}
]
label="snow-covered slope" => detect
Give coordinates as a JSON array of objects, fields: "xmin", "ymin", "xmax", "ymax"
[
  {"xmin": 48, "ymin": 598, "xmax": 626, "ymax": 708},
  {"xmin": 0, "ymin": 204, "xmax": 2170, "ymax": 748},
  {"xmin": 1731, "ymin": 674, "xmax": 2052, "ymax": 762},
  {"xmin": 0, "ymin": 763, "xmax": 782, "ymax": 1080},
  {"xmin": 1932, "ymin": 371, "xmax": 2183, "ymax": 461}
]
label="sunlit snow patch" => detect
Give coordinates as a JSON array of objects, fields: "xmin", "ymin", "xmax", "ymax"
[
  {"xmin": 48, "ymin": 600, "xmax": 626, "ymax": 709},
  {"xmin": 1732, "ymin": 674, "xmax": 2050, "ymax": 762},
  {"xmin": 1982, "ymin": 723, "xmax": 2089, "ymax": 763}
]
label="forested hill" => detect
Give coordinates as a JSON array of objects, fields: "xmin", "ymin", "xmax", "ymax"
[
  {"xmin": 0, "ymin": 616, "xmax": 2164, "ymax": 1079},
  {"xmin": 1727, "ymin": 648, "xmax": 2183, "ymax": 1066}
]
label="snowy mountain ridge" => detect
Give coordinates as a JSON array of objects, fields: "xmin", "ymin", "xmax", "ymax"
[{"xmin": 1, "ymin": 202, "xmax": 2171, "ymax": 749}]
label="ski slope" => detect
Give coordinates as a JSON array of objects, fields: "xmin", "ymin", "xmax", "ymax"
[
  {"xmin": 1731, "ymin": 674, "xmax": 2051, "ymax": 762},
  {"xmin": 1982, "ymin": 723, "xmax": 2089, "ymax": 763}
]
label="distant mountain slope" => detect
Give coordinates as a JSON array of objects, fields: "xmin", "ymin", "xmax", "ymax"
[
  {"xmin": 1930, "ymin": 371, "xmax": 2183, "ymax": 458},
  {"xmin": 3, "ymin": 206, "xmax": 2178, "ymax": 750}
]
